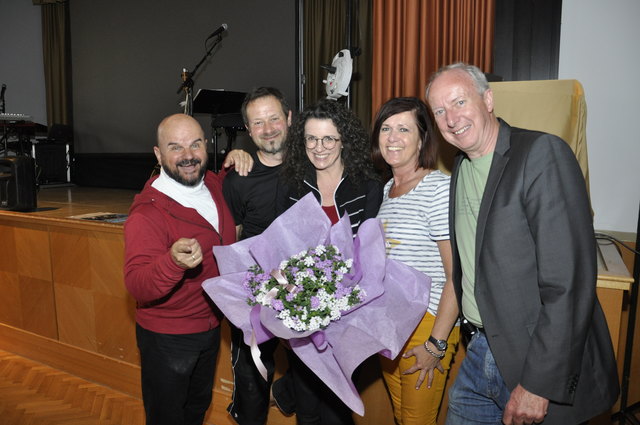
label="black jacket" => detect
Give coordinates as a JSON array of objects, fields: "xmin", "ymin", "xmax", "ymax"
[{"xmin": 277, "ymin": 169, "xmax": 383, "ymax": 235}]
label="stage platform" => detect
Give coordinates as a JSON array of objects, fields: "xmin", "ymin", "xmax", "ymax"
[{"xmin": 32, "ymin": 184, "xmax": 137, "ymax": 219}]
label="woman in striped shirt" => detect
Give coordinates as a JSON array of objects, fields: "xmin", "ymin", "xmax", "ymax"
[{"xmin": 372, "ymin": 97, "xmax": 460, "ymax": 425}]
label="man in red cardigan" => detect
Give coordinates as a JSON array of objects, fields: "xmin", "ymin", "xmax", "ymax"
[{"xmin": 124, "ymin": 113, "xmax": 238, "ymax": 425}]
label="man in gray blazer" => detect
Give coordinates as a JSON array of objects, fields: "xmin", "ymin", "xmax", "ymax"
[{"xmin": 426, "ymin": 63, "xmax": 619, "ymax": 425}]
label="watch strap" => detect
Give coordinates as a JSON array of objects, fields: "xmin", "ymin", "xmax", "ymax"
[{"xmin": 428, "ymin": 335, "xmax": 448, "ymax": 352}]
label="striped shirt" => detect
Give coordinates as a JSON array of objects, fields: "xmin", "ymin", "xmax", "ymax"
[{"xmin": 376, "ymin": 170, "xmax": 450, "ymax": 315}]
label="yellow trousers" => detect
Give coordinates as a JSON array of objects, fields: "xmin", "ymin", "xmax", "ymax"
[{"xmin": 380, "ymin": 313, "xmax": 460, "ymax": 425}]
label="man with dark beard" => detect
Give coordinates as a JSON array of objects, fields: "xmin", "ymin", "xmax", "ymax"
[
  {"xmin": 222, "ymin": 87, "xmax": 293, "ymax": 425},
  {"xmin": 124, "ymin": 113, "xmax": 237, "ymax": 425}
]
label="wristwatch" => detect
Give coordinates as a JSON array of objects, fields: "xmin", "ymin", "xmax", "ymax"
[{"xmin": 428, "ymin": 335, "xmax": 448, "ymax": 352}]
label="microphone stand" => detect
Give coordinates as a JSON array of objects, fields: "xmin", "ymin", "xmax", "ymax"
[{"xmin": 176, "ymin": 34, "xmax": 224, "ymax": 116}]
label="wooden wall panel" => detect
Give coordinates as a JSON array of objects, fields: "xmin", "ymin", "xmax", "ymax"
[
  {"xmin": 18, "ymin": 275, "xmax": 58, "ymax": 339},
  {"xmin": 15, "ymin": 223, "xmax": 52, "ymax": 281},
  {"xmin": 0, "ymin": 224, "xmax": 22, "ymax": 329},
  {"xmin": 94, "ymin": 293, "xmax": 138, "ymax": 363},
  {"xmin": 88, "ymin": 230, "xmax": 128, "ymax": 298},
  {"xmin": 0, "ymin": 224, "xmax": 18, "ymax": 273},
  {"xmin": 0, "ymin": 272, "xmax": 21, "ymax": 326},
  {"xmin": 0, "ymin": 220, "xmax": 57, "ymax": 340},
  {"xmin": 47, "ymin": 225, "xmax": 138, "ymax": 362},
  {"xmin": 54, "ymin": 284, "xmax": 96, "ymax": 351},
  {"xmin": 50, "ymin": 228, "xmax": 92, "ymax": 288}
]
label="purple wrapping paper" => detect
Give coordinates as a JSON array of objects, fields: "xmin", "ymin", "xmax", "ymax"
[{"xmin": 202, "ymin": 193, "xmax": 431, "ymax": 416}]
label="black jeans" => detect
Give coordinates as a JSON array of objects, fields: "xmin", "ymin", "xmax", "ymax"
[
  {"xmin": 136, "ymin": 323, "xmax": 220, "ymax": 425},
  {"xmin": 227, "ymin": 325, "xmax": 279, "ymax": 425}
]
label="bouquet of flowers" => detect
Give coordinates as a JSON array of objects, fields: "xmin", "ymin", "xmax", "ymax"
[
  {"xmin": 202, "ymin": 193, "xmax": 431, "ymax": 416},
  {"xmin": 245, "ymin": 244, "xmax": 364, "ymax": 332}
]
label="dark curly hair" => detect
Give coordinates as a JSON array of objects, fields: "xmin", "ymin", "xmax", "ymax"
[
  {"xmin": 371, "ymin": 97, "xmax": 437, "ymax": 182},
  {"xmin": 281, "ymin": 99, "xmax": 379, "ymax": 192}
]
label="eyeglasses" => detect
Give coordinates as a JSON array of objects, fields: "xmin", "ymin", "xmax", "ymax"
[{"xmin": 304, "ymin": 135, "xmax": 340, "ymax": 149}]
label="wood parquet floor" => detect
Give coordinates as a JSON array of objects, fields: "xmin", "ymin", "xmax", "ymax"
[{"xmin": 0, "ymin": 349, "xmax": 144, "ymax": 425}]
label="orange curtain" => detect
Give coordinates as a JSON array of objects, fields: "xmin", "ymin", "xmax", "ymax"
[{"xmin": 371, "ymin": 0, "xmax": 495, "ymax": 115}]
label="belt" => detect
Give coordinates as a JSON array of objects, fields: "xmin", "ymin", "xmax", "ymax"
[{"xmin": 461, "ymin": 317, "xmax": 485, "ymax": 336}]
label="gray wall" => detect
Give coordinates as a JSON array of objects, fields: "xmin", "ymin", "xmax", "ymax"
[
  {"xmin": 559, "ymin": 0, "xmax": 640, "ymax": 233},
  {"xmin": 0, "ymin": 1, "xmax": 47, "ymax": 126},
  {"xmin": 69, "ymin": 0, "xmax": 297, "ymax": 154}
]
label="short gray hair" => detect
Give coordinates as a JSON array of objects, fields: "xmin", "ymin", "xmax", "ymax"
[{"xmin": 426, "ymin": 62, "xmax": 490, "ymax": 99}]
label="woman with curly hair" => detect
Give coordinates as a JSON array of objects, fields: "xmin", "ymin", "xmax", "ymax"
[
  {"xmin": 278, "ymin": 98, "xmax": 382, "ymax": 235},
  {"xmin": 274, "ymin": 99, "xmax": 383, "ymax": 425}
]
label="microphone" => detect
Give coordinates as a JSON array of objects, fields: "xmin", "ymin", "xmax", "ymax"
[{"xmin": 206, "ymin": 23, "xmax": 228, "ymax": 40}]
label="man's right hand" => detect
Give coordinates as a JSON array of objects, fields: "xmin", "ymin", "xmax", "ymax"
[
  {"xmin": 502, "ymin": 384, "xmax": 549, "ymax": 425},
  {"xmin": 171, "ymin": 238, "xmax": 203, "ymax": 269}
]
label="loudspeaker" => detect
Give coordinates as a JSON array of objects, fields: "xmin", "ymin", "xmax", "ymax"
[
  {"xmin": 0, "ymin": 156, "xmax": 37, "ymax": 211},
  {"xmin": 33, "ymin": 143, "xmax": 70, "ymax": 184}
]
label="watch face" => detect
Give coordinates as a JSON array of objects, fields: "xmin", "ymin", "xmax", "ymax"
[{"xmin": 430, "ymin": 336, "xmax": 447, "ymax": 351}]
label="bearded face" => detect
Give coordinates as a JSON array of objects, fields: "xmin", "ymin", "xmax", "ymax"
[
  {"xmin": 161, "ymin": 156, "xmax": 207, "ymax": 186},
  {"xmin": 154, "ymin": 115, "xmax": 209, "ymax": 187}
]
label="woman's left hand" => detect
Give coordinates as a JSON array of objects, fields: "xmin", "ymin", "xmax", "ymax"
[{"xmin": 401, "ymin": 345, "xmax": 445, "ymax": 389}]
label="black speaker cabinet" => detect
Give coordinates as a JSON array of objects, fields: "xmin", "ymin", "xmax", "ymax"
[
  {"xmin": 0, "ymin": 156, "xmax": 37, "ymax": 211},
  {"xmin": 33, "ymin": 143, "xmax": 70, "ymax": 185}
]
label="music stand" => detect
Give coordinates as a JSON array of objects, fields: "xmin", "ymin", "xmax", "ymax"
[{"xmin": 193, "ymin": 89, "xmax": 246, "ymax": 172}]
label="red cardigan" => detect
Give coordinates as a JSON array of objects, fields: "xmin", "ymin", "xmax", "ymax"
[{"xmin": 124, "ymin": 171, "xmax": 236, "ymax": 334}]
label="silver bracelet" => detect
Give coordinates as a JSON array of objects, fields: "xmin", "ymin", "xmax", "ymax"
[{"xmin": 423, "ymin": 341, "xmax": 445, "ymax": 359}]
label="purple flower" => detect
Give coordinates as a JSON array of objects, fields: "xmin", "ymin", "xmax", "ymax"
[
  {"xmin": 271, "ymin": 299, "xmax": 284, "ymax": 311},
  {"xmin": 310, "ymin": 296, "xmax": 320, "ymax": 310},
  {"xmin": 286, "ymin": 292, "xmax": 295, "ymax": 302},
  {"xmin": 324, "ymin": 268, "xmax": 333, "ymax": 281}
]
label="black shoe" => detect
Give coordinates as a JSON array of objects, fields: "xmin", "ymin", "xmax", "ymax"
[{"xmin": 271, "ymin": 373, "xmax": 296, "ymax": 416}]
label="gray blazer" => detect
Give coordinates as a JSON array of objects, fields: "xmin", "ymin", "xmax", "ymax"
[{"xmin": 449, "ymin": 119, "xmax": 619, "ymax": 424}]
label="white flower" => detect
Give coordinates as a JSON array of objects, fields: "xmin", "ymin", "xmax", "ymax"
[{"xmin": 245, "ymin": 243, "xmax": 361, "ymax": 333}]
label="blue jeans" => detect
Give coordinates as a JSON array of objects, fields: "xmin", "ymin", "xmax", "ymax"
[
  {"xmin": 445, "ymin": 331, "xmax": 510, "ymax": 425},
  {"xmin": 136, "ymin": 323, "xmax": 220, "ymax": 425}
]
